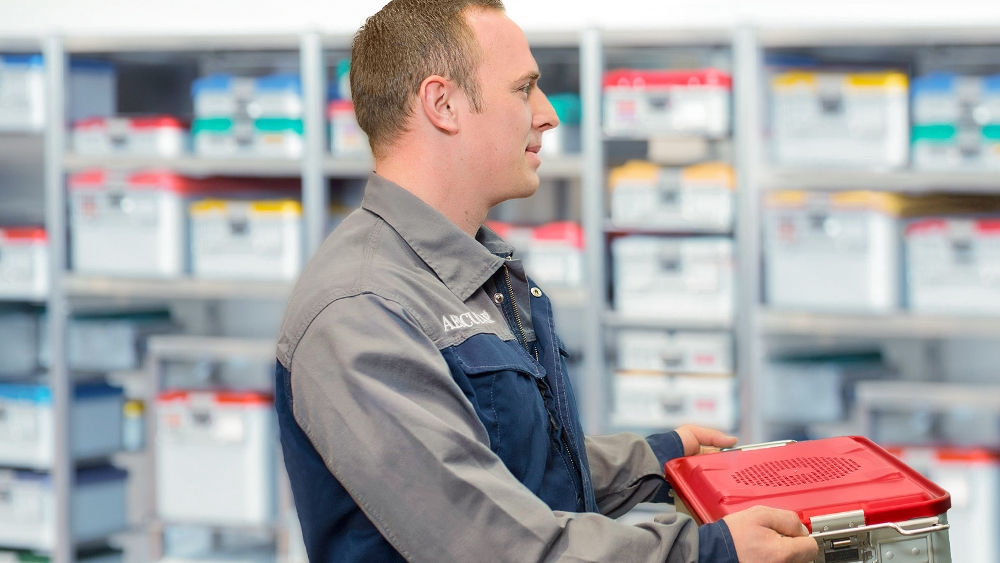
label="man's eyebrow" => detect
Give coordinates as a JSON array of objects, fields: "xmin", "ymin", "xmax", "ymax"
[{"xmin": 515, "ymin": 71, "xmax": 541, "ymax": 83}]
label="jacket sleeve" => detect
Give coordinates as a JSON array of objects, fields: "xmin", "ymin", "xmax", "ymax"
[
  {"xmin": 584, "ymin": 431, "xmax": 682, "ymax": 517},
  {"xmin": 585, "ymin": 432, "xmax": 739, "ymax": 562},
  {"xmin": 288, "ymin": 293, "xmax": 709, "ymax": 563}
]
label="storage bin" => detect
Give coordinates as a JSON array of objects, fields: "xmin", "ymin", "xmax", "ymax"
[
  {"xmin": 252, "ymin": 118, "xmax": 303, "ymax": 158},
  {"xmin": 890, "ymin": 446, "xmax": 999, "ymax": 563},
  {"xmin": 0, "ymin": 465, "xmax": 128, "ymax": 550},
  {"xmin": 905, "ymin": 217, "xmax": 1000, "ymax": 315},
  {"xmin": 603, "ymin": 68, "xmax": 731, "ymax": 137},
  {"xmin": 487, "ymin": 221, "xmax": 584, "ymax": 287},
  {"xmin": 0, "ymin": 227, "xmax": 47, "ymax": 301},
  {"xmin": 156, "ymin": 390, "xmax": 276, "ymax": 525},
  {"xmin": 39, "ymin": 310, "xmax": 175, "ymax": 372},
  {"xmin": 191, "ymin": 74, "xmax": 255, "ymax": 118},
  {"xmin": 0, "ymin": 380, "xmax": 124, "ymax": 468},
  {"xmin": 761, "ymin": 352, "xmax": 894, "ymax": 425},
  {"xmin": 763, "ymin": 191, "xmax": 908, "ymax": 312},
  {"xmin": 191, "ymin": 117, "xmax": 254, "ymax": 157},
  {"xmin": 0, "ymin": 55, "xmax": 115, "ymax": 132},
  {"xmin": 770, "ymin": 70, "xmax": 909, "ymax": 168},
  {"xmin": 609, "ymin": 161, "xmax": 734, "ymax": 231},
  {"xmin": 192, "ymin": 73, "xmax": 302, "ymax": 119},
  {"xmin": 0, "ymin": 308, "xmax": 41, "ymax": 377},
  {"xmin": 72, "ymin": 115, "xmax": 188, "ymax": 157},
  {"xmin": 189, "ymin": 199, "xmax": 302, "ymax": 280},
  {"xmin": 68, "ymin": 170, "xmax": 245, "ymax": 277},
  {"xmin": 540, "ymin": 92, "xmax": 581, "ymax": 155},
  {"xmin": 664, "ymin": 436, "xmax": 953, "ymax": 563},
  {"xmin": 615, "ymin": 329, "xmax": 733, "ymax": 374},
  {"xmin": 612, "ymin": 371, "xmax": 736, "ymax": 431},
  {"xmin": 612, "ymin": 235, "xmax": 733, "ymax": 322},
  {"xmin": 327, "ymin": 100, "xmax": 369, "ymax": 157}
]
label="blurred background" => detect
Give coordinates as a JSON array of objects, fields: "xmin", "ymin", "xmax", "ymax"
[{"xmin": 1, "ymin": 0, "xmax": 999, "ymax": 561}]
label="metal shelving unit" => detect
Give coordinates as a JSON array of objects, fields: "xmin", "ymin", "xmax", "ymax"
[
  {"xmin": 578, "ymin": 26, "xmax": 751, "ymax": 437},
  {"xmin": 751, "ymin": 25, "xmax": 1000, "ymax": 448},
  {"xmin": 8, "ymin": 19, "xmax": 1000, "ymax": 563}
]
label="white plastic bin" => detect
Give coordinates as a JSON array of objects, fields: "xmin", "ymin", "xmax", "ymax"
[
  {"xmin": 0, "ymin": 465, "xmax": 127, "ymax": 550},
  {"xmin": 615, "ymin": 329, "xmax": 733, "ymax": 375},
  {"xmin": 0, "ymin": 309, "xmax": 41, "ymax": 377},
  {"xmin": 189, "ymin": 199, "xmax": 302, "ymax": 280},
  {"xmin": 603, "ymin": 68, "xmax": 731, "ymax": 137},
  {"xmin": 0, "ymin": 55, "xmax": 115, "ymax": 132},
  {"xmin": 905, "ymin": 217, "xmax": 1000, "ymax": 315},
  {"xmin": 0, "ymin": 380, "xmax": 124, "ymax": 468},
  {"xmin": 612, "ymin": 371, "xmax": 736, "ymax": 431},
  {"xmin": 612, "ymin": 235, "xmax": 733, "ymax": 323},
  {"xmin": 0, "ymin": 227, "xmax": 48, "ymax": 301},
  {"xmin": 609, "ymin": 161, "xmax": 734, "ymax": 231},
  {"xmin": 156, "ymin": 390, "xmax": 276, "ymax": 525},
  {"xmin": 72, "ymin": 115, "xmax": 188, "ymax": 157},
  {"xmin": 770, "ymin": 70, "xmax": 909, "ymax": 168}
]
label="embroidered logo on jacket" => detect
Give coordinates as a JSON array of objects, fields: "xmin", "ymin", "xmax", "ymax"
[{"xmin": 442, "ymin": 310, "xmax": 496, "ymax": 332}]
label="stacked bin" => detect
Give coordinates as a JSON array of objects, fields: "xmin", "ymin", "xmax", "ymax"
[
  {"xmin": 911, "ymin": 72, "xmax": 1000, "ymax": 169},
  {"xmin": 191, "ymin": 73, "xmax": 304, "ymax": 158}
]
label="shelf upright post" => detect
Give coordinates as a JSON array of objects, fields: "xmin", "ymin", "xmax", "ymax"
[
  {"xmin": 579, "ymin": 27, "xmax": 607, "ymax": 435},
  {"xmin": 732, "ymin": 24, "xmax": 765, "ymax": 443},
  {"xmin": 43, "ymin": 33, "xmax": 73, "ymax": 563},
  {"xmin": 300, "ymin": 31, "xmax": 328, "ymax": 260}
]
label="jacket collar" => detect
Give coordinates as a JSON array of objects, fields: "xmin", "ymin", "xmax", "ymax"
[{"xmin": 361, "ymin": 174, "xmax": 511, "ymax": 301}]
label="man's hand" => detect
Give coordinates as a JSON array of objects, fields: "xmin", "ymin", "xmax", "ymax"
[
  {"xmin": 675, "ymin": 424, "xmax": 738, "ymax": 456},
  {"xmin": 722, "ymin": 505, "xmax": 819, "ymax": 563}
]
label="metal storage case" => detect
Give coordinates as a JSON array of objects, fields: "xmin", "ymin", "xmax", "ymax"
[{"xmin": 664, "ymin": 436, "xmax": 952, "ymax": 563}]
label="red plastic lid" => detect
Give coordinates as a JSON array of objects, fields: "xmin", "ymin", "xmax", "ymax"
[
  {"xmin": 129, "ymin": 115, "xmax": 187, "ymax": 129},
  {"xmin": 157, "ymin": 390, "xmax": 273, "ymax": 405},
  {"xmin": 532, "ymin": 221, "xmax": 584, "ymax": 248},
  {"xmin": 905, "ymin": 218, "xmax": 949, "ymax": 237},
  {"xmin": 976, "ymin": 219, "xmax": 1000, "ymax": 234},
  {"xmin": 664, "ymin": 435, "xmax": 951, "ymax": 531},
  {"xmin": 327, "ymin": 99, "xmax": 355, "ymax": 115},
  {"xmin": 603, "ymin": 68, "xmax": 732, "ymax": 89},
  {"xmin": 0, "ymin": 227, "xmax": 47, "ymax": 242},
  {"xmin": 73, "ymin": 115, "xmax": 186, "ymax": 130}
]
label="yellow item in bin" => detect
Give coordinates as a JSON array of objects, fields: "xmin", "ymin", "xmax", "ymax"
[
  {"xmin": 189, "ymin": 198, "xmax": 303, "ymax": 281},
  {"xmin": 764, "ymin": 190, "xmax": 1000, "ymax": 218},
  {"xmin": 609, "ymin": 161, "xmax": 735, "ymax": 231},
  {"xmin": 771, "ymin": 70, "xmax": 909, "ymax": 91},
  {"xmin": 608, "ymin": 160, "xmax": 735, "ymax": 191},
  {"xmin": 189, "ymin": 198, "xmax": 302, "ymax": 217}
]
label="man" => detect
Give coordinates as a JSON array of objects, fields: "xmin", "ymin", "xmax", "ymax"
[{"xmin": 274, "ymin": 0, "xmax": 819, "ymax": 561}]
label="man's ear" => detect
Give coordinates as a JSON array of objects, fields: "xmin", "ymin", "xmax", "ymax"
[{"xmin": 419, "ymin": 75, "xmax": 460, "ymax": 134}]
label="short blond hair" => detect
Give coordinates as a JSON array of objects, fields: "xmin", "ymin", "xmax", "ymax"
[{"xmin": 350, "ymin": 0, "xmax": 505, "ymax": 157}]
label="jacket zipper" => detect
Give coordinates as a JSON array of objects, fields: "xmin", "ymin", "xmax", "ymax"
[{"xmin": 502, "ymin": 263, "xmax": 582, "ymax": 497}]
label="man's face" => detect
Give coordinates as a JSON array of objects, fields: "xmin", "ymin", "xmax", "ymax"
[{"xmin": 462, "ymin": 9, "xmax": 559, "ymax": 206}]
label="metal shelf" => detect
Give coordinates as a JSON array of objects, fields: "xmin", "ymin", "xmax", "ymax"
[
  {"xmin": 761, "ymin": 167, "xmax": 1000, "ymax": 193},
  {"xmin": 758, "ymin": 24, "xmax": 1000, "ymax": 48},
  {"xmin": 147, "ymin": 334, "xmax": 276, "ymax": 361},
  {"xmin": 603, "ymin": 310, "xmax": 734, "ymax": 332},
  {"xmin": 64, "ymin": 154, "xmax": 303, "ymax": 177},
  {"xmin": 759, "ymin": 309, "xmax": 1000, "ymax": 339},
  {"xmin": 64, "ymin": 275, "xmax": 294, "ymax": 301},
  {"xmin": 856, "ymin": 380, "xmax": 1000, "ymax": 411},
  {"xmin": 604, "ymin": 221, "xmax": 733, "ymax": 236},
  {"xmin": 62, "ymin": 33, "xmax": 301, "ymax": 53}
]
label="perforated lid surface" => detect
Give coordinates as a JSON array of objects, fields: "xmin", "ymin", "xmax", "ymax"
[{"xmin": 664, "ymin": 435, "xmax": 951, "ymax": 531}]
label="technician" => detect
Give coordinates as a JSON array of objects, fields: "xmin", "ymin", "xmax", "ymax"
[{"xmin": 273, "ymin": 0, "xmax": 819, "ymax": 561}]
